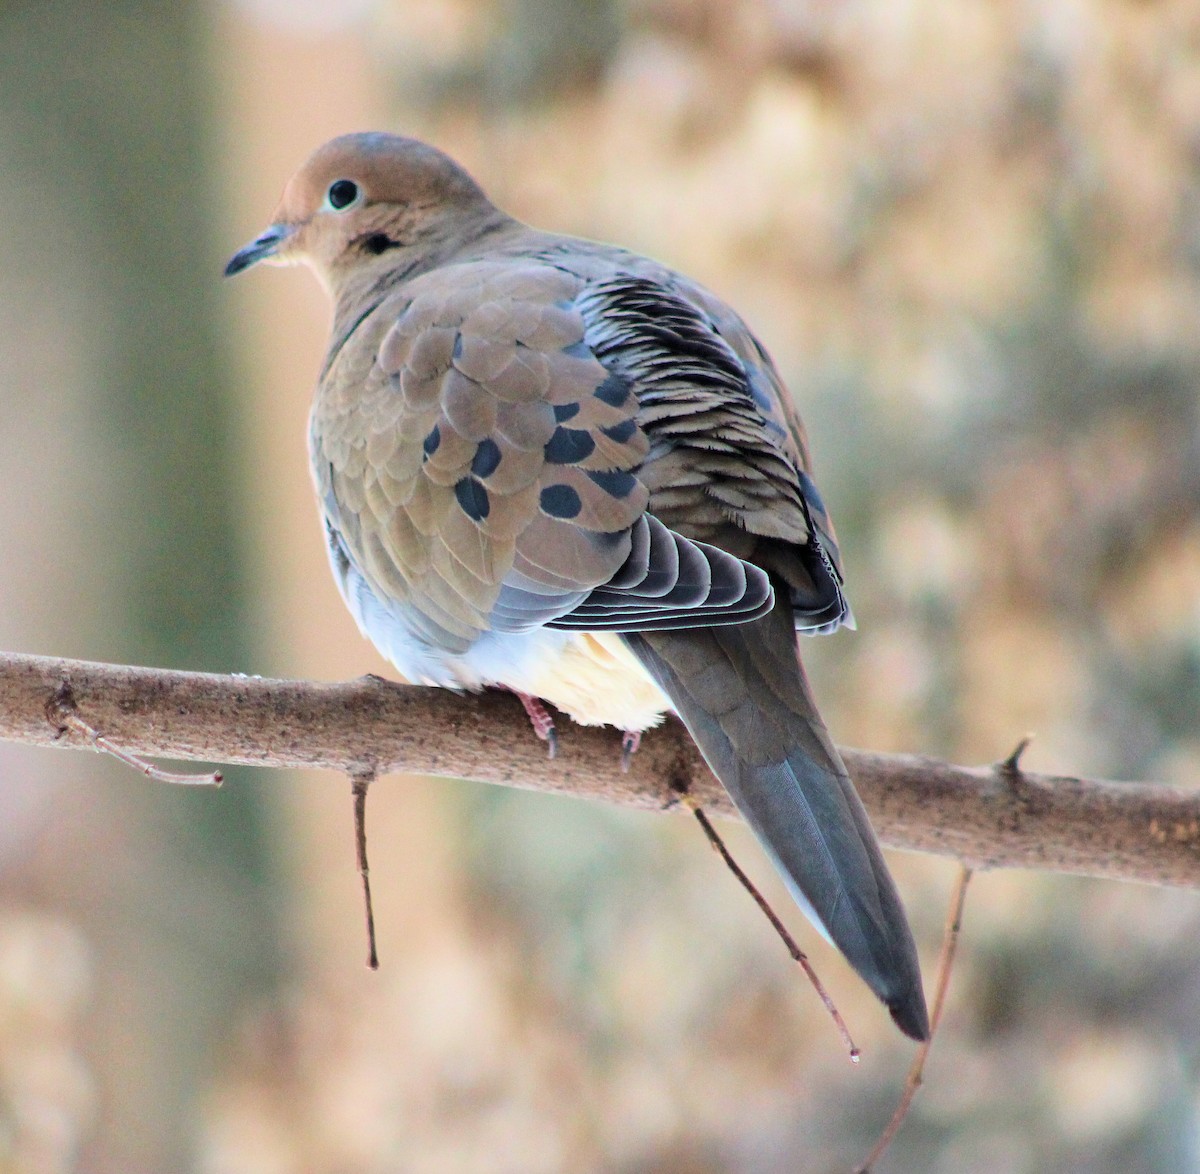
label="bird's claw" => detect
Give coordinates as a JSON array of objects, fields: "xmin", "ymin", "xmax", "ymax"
[
  {"xmin": 511, "ymin": 690, "xmax": 558, "ymax": 759},
  {"xmin": 620, "ymin": 729, "xmax": 641, "ymax": 772}
]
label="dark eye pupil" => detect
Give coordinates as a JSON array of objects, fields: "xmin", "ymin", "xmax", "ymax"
[{"xmin": 328, "ymin": 179, "xmax": 359, "ymax": 210}]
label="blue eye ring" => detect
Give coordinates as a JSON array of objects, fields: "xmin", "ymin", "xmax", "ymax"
[{"xmin": 325, "ymin": 179, "xmax": 360, "ymax": 211}]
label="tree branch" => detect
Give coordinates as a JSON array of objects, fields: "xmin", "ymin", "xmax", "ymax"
[{"xmin": 3, "ymin": 650, "xmax": 1197, "ymax": 888}]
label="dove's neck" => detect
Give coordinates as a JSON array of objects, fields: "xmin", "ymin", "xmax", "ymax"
[{"xmin": 326, "ymin": 206, "xmax": 519, "ymax": 339}]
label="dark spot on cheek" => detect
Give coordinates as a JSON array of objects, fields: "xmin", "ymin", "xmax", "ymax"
[{"xmin": 357, "ymin": 232, "xmax": 402, "ymax": 256}]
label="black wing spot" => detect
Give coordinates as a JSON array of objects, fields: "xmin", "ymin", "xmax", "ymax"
[
  {"xmin": 561, "ymin": 339, "xmax": 592, "ymax": 359},
  {"xmin": 471, "ymin": 437, "xmax": 502, "ymax": 478},
  {"xmin": 454, "ymin": 476, "xmax": 491, "ymax": 521},
  {"xmin": 587, "ymin": 469, "xmax": 638, "ymax": 499},
  {"xmin": 540, "ymin": 484, "xmax": 582, "ymax": 519},
  {"xmin": 594, "ymin": 373, "xmax": 630, "ymax": 407},
  {"xmin": 600, "ymin": 418, "xmax": 638, "ymax": 444},
  {"xmin": 422, "ymin": 425, "xmax": 441, "ymax": 458},
  {"xmin": 545, "ymin": 427, "xmax": 596, "ymax": 464},
  {"xmin": 553, "ymin": 402, "xmax": 581, "ymax": 422}
]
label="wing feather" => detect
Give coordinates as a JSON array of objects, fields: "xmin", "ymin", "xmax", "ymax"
[{"xmin": 312, "ymin": 257, "xmax": 835, "ymax": 650}]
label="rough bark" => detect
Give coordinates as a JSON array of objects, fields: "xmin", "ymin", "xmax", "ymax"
[{"xmin": 2, "ymin": 650, "xmax": 1197, "ymax": 888}]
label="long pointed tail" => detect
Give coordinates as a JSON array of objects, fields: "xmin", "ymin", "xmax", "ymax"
[{"xmin": 624, "ymin": 602, "xmax": 929, "ymax": 1040}]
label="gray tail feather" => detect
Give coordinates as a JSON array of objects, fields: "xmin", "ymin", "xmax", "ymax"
[{"xmin": 623, "ymin": 604, "xmax": 929, "ymax": 1041}]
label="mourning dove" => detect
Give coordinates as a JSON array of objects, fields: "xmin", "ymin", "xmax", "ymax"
[{"xmin": 227, "ymin": 132, "xmax": 928, "ymax": 1041}]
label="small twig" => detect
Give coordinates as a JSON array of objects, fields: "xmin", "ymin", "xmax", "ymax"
[
  {"xmin": 693, "ymin": 806, "xmax": 860, "ymax": 1062},
  {"xmin": 855, "ymin": 863, "xmax": 974, "ymax": 1173},
  {"xmin": 46, "ymin": 680, "xmax": 221, "ymax": 786},
  {"xmin": 351, "ymin": 768, "xmax": 380, "ymax": 970}
]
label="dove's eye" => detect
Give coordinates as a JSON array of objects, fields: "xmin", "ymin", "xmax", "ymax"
[{"xmin": 325, "ymin": 179, "xmax": 361, "ymax": 211}]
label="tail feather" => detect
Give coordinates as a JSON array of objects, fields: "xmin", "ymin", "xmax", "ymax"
[{"xmin": 624, "ymin": 601, "xmax": 929, "ymax": 1041}]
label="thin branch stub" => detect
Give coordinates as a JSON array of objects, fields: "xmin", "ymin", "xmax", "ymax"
[
  {"xmin": 46, "ymin": 678, "xmax": 222, "ymax": 787},
  {"xmin": 855, "ymin": 864, "xmax": 974, "ymax": 1173},
  {"xmin": 692, "ymin": 805, "xmax": 859, "ymax": 1062},
  {"xmin": 351, "ymin": 767, "xmax": 380, "ymax": 971}
]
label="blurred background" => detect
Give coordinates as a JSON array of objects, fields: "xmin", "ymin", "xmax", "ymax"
[{"xmin": 0, "ymin": 0, "xmax": 1198, "ymax": 1170}]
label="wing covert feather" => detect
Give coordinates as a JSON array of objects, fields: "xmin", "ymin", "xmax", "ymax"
[
  {"xmin": 313, "ymin": 261, "xmax": 654, "ymax": 642},
  {"xmin": 313, "ymin": 257, "xmax": 787, "ymax": 643}
]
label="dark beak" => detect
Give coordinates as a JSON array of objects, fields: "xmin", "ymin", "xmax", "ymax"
[{"xmin": 224, "ymin": 223, "xmax": 295, "ymax": 277}]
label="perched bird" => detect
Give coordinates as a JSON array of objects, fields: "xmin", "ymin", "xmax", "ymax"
[{"xmin": 227, "ymin": 132, "xmax": 928, "ymax": 1040}]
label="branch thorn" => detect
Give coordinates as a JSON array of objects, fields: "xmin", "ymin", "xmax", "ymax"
[{"xmin": 999, "ymin": 734, "xmax": 1034, "ymax": 777}]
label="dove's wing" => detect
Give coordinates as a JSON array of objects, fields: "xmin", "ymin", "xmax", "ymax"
[{"xmin": 311, "ymin": 259, "xmax": 774, "ymax": 662}]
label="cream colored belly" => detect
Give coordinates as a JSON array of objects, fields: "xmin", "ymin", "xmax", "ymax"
[
  {"xmin": 334, "ymin": 546, "xmax": 673, "ymax": 730},
  {"xmin": 518, "ymin": 631, "xmax": 672, "ymax": 732}
]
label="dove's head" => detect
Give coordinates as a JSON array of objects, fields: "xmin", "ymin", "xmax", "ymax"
[{"xmin": 225, "ymin": 132, "xmax": 503, "ymax": 293}]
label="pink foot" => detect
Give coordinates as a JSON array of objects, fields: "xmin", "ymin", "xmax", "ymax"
[
  {"xmin": 621, "ymin": 730, "xmax": 641, "ymax": 772},
  {"xmin": 510, "ymin": 690, "xmax": 558, "ymax": 759}
]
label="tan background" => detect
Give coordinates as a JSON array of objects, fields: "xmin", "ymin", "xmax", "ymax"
[{"xmin": 1, "ymin": 0, "xmax": 1199, "ymax": 1170}]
